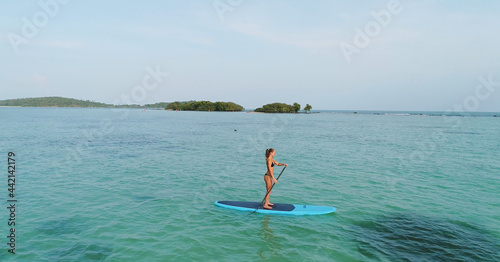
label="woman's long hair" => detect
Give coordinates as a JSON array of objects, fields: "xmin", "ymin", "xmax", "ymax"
[{"xmin": 265, "ymin": 148, "xmax": 275, "ymax": 159}]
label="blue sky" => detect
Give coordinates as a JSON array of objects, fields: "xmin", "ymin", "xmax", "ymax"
[{"xmin": 1, "ymin": 0, "xmax": 499, "ymax": 111}]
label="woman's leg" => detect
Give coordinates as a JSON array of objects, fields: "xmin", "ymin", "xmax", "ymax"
[{"xmin": 263, "ymin": 176, "xmax": 273, "ymax": 209}]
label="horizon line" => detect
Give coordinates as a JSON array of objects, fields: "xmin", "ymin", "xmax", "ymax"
[{"xmin": 1, "ymin": 96, "xmax": 499, "ymax": 113}]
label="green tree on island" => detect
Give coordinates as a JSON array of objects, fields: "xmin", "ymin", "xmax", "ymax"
[
  {"xmin": 293, "ymin": 102, "xmax": 301, "ymax": 113},
  {"xmin": 304, "ymin": 104, "xmax": 312, "ymax": 113},
  {"xmin": 166, "ymin": 101, "xmax": 243, "ymax": 111},
  {"xmin": 255, "ymin": 103, "xmax": 296, "ymax": 113}
]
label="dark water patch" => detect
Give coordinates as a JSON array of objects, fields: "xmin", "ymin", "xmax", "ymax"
[
  {"xmin": 350, "ymin": 213, "xmax": 500, "ymax": 261},
  {"xmin": 47, "ymin": 243, "xmax": 113, "ymax": 261},
  {"xmin": 443, "ymin": 131, "xmax": 481, "ymax": 135},
  {"xmin": 408, "ymin": 125, "xmax": 448, "ymax": 130},
  {"xmin": 132, "ymin": 194, "xmax": 157, "ymax": 203},
  {"xmin": 38, "ymin": 217, "xmax": 86, "ymax": 236}
]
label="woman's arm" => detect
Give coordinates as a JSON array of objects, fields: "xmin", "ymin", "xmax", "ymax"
[{"xmin": 274, "ymin": 160, "xmax": 288, "ymax": 167}]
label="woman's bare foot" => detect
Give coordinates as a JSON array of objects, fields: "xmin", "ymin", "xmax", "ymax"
[{"xmin": 263, "ymin": 205, "xmax": 273, "ymax": 210}]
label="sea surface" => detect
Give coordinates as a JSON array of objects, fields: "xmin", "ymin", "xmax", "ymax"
[{"xmin": 1, "ymin": 108, "xmax": 499, "ymax": 261}]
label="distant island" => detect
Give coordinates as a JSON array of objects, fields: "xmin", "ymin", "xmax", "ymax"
[
  {"xmin": 0, "ymin": 97, "xmax": 113, "ymax": 108},
  {"xmin": 0, "ymin": 97, "xmax": 318, "ymax": 114},
  {"xmin": 0, "ymin": 97, "xmax": 244, "ymax": 111},
  {"xmin": 0, "ymin": 97, "xmax": 171, "ymax": 108},
  {"xmin": 255, "ymin": 102, "xmax": 312, "ymax": 113},
  {"xmin": 166, "ymin": 101, "xmax": 244, "ymax": 111}
]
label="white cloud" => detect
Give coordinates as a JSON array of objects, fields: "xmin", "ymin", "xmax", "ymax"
[
  {"xmin": 37, "ymin": 40, "xmax": 86, "ymax": 50},
  {"xmin": 128, "ymin": 26, "xmax": 215, "ymax": 46},
  {"xmin": 31, "ymin": 74, "xmax": 47, "ymax": 84},
  {"xmin": 230, "ymin": 22, "xmax": 340, "ymax": 53}
]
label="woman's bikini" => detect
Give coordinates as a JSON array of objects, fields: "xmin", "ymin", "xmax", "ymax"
[{"xmin": 265, "ymin": 162, "xmax": 275, "ymax": 177}]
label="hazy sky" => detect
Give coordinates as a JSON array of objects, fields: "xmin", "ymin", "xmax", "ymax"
[{"xmin": 1, "ymin": 0, "xmax": 499, "ymax": 111}]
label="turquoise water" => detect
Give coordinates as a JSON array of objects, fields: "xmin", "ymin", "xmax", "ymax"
[{"xmin": 1, "ymin": 108, "xmax": 499, "ymax": 261}]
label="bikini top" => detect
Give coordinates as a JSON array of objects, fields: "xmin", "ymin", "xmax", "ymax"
[{"xmin": 271, "ymin": 163, "xmax": 275, "ymax": 167}]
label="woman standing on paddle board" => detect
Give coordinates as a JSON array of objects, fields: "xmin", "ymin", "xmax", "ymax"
[{"xmin": 264, "ymin": 148, "xmax": 287, "ymax": 210}]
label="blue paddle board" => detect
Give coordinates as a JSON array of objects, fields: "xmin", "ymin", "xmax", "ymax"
[{"xmin": 214, "ymin": 201, "xmax": 336, "ymax": 215}]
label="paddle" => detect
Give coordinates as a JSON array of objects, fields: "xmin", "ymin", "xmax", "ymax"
[{"xmin": 250, "ymin": 166, "xmax": 287, "ymax": 214}]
